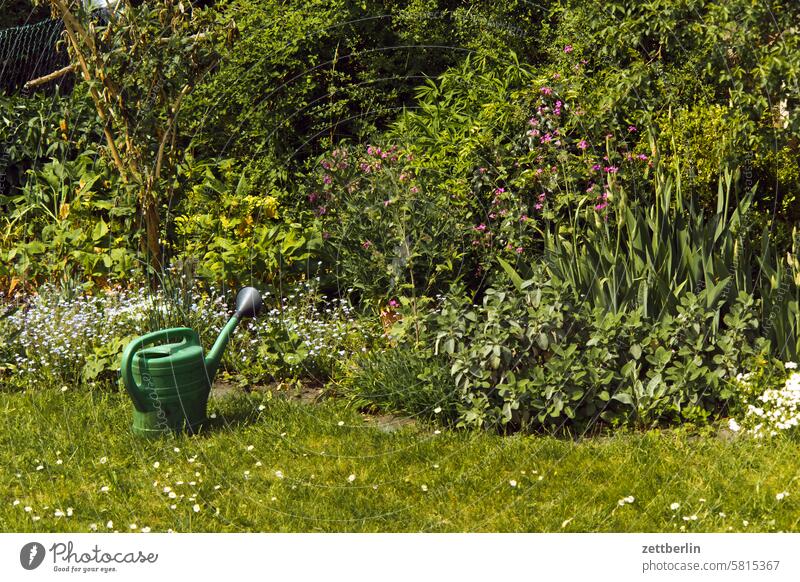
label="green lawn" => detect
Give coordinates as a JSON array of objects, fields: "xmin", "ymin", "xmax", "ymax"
[{"xmin": 1, "ymin": 387, "xmax": 798, "ymax": 532}]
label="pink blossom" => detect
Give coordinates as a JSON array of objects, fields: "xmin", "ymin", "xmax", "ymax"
[
  {"xmin": 540, "ymin": 133, "xmax": 553, "ymax": 143},
  {"xmin": 520, "ymin": 214, "xmax": 528, "ymax": 222},
  {"xmin": 515, "ymin": 246, "xmax": 524, "ymax": 254},
  {"xmin": 410, "ymin": 186, "xmax": 419, "ymax": 194},
  {"xmin": 495, "ymin": 187, "xmax": 506, "ymax": 194},
  {"xmin": 604, "ymin": 166, "xmax": 619, "ymax": 174},
  {"xmin": 594, "ymin": 201, "xmax": 608, "ymax": 212},
  {"xmin": 564, "ymin": 44, "xmax": 573, "ymax": 53},
  {"xmin": 321, "ymin": 160, "xmax": 331, "ymax": 170},
  {"xmin": 362, "ymin": 240, "xmax": 372, "ymax": 249},
  {"xmin": 388, "ymin": 299, "xmax": 399, "ymax": 308},
  {"xmin": 475, "ymin": 223, "xmax": 487, "ymax": 232},
  {"xmin": 578, "ymin": 140, "xmax": 589, "ymax": 150},
  {"xmin": 628, "ymin": 125, "xmax": 637, "ymax": 133},
  {"xmin": 323, "ymin": 174, "xmax": 332, "ymax": 184},
  {"xmin": 638, "ymin": 153, "xmax": 648, "ymax": 161},
  {"xmin": 592, "ymin": 164, "xmax": 602, "ymax": 171},
  {"xmin": 540, "ymin": 86, "xmax": 553, "ymax": 95},
  {"xmin": 534, "ymin": 203, "xmax": 543, "ymax": 210},
  {"xmin": 383, "ymin": 200, "xmax": 391, "ymax": 207}
]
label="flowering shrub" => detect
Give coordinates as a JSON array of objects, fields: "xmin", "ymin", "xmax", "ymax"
[
  {"xmin": 313, "ymin": 144, "xmax": 471, "ymax": 303},
  {"xmin": 730, "ymin": 363, "xmax": 800, "ymax": 438}
]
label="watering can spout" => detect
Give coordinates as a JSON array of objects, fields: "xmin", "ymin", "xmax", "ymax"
[{"xmin": 204, "ymin": 287, "xmax": 264, "ymax": 382}]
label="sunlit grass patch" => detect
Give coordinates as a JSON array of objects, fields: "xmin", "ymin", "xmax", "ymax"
[{"xmin": 1, "ymin": 388, "xmax": 799, "ymax": 532}]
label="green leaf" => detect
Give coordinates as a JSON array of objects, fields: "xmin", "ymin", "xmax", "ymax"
[{"xmin": 497, "ymin": 257, "xmax": 524, "ymax": 291}]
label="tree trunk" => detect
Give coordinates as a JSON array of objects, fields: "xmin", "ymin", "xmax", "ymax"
[{"xmin": 143, "ymin": 194, "xmax": 162, "ymax": 275}]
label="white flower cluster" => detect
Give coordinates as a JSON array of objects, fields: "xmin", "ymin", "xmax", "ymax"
[{"xmin": 733, "ymin": 363, "xmax": 800, "ymax": 437}]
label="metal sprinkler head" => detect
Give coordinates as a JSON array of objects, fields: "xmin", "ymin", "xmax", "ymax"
[{"xmin": 233, "ymin": 286, "xmax": 263, "ymax": 319}]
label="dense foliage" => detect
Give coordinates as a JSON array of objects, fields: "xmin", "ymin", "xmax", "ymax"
[{"xmin": 2, "ymin": 0, "xmax": 799, "ymax": 435}]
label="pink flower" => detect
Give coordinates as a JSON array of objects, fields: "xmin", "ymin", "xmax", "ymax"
[
  {"xmin": 552, "ymin": 72, "xmax": 561, "ymax": 80},
  {"xmin": 628, "ymin": 125, "xmax": 637, "ymax": 132},
  {"xmin": 638, "ymin": 153, "xmax": 648, "ymax": 161},
  {"xmin": 578, "ymin": 139, "xmax": 589, "ymax": 150},
  {"xmin": 362, "ymin": 240, "xmax": 372, "ymax": 249},
  {"xmin": 308, "ymin": 192, "xmax": 318, "ymax": 203},
  {"xmin": 495, "ymin": 187, "xmax": 506, "ymax": 194},
  {"xmin": 528, "ymin": 129, "xmax": 541, "ymax": 137},
  {"xmin": 564, "ymin": 44, "xmax": 573, "ymax": 53},
  {"xmin": 540, "ymin": 86, "xmax": 553, "ymax": 95},
  {"xmin": 594, "ymin": 202, "xmax": 608, "ymax": 212},
  {"xmin": 383, "ymin": 200, "xmax": 391, "ymax": 207},
  {"xmin": 540, "ymin": 133, "xmax": 553, "ymax": 143},
  {"xmin": 515, "ymin": 246, "xmax": 524, "ymax": 254},
  {"xmin": 321, "ymin": 160, "xmax": 331, "ymax": 170},
  {"xmin": 592, "ymin": 164, "xmax": 602, "ymax": 171},
  {"xmin": 388, "ymin": 299, "xmax": 399, "ymax": 308},
  {"xmin": 604, "ymin": 166, "xmax": 619, "ymax": 174},
  {"xmin": 410, "ymin": 186, "xmax": 419, "ymax": 194},
  {"xmin": 323, "ymin": 174, "xmax": 332, "ymax": 184},
  {"xmin": 534, "ymin": 203, "xmax": 543, "ymax": 210},
  {"xmin": 534, "ymin": 168, "xmax": 544, "ymax": 176},
  {"xmin": 475, "ymin": 223, "xmax": 487, "ymax": 232},
  {"xmin": 520, "ymin": 214, "xmax": 528, "ymax": 222},
  {"xmin": 528, "ymin": 118, "xmax": 539, "ymax": 126},
  {"xmin": 366, "ymin": 145, "xmax": 375, "ymax": 155},
  {"xmin": 538, "ymin": 193, "xmax": 546, "ymax": 202},
  {"xmin": 479, "ymin": 167, "xmax": 487, "ymax": 174}
]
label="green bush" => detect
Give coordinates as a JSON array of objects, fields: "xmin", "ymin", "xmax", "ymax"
[{"xmin": 433, "ymin": 264, "xmax": 768, "ymax": 432}]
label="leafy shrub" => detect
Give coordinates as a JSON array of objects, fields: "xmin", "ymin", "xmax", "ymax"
[
  {"xmin": 312, "ymin": 144, "xmax": 471, "ymax": 304},
  {"xmin": 433, "ymin": 264, "xmax": 769, "ymax": 432},
  {"xmin": 172, "ymin": 158, "xmax": 318, "ymax": 287}
]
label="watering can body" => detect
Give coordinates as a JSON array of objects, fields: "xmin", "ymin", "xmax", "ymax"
[
  {"xmin": 120, "ymin": 327, "xmax": 213, "ymax": 437},
  {"xmin": 119, "ymin": 287, "xmax": 263, "ymax": 437}
]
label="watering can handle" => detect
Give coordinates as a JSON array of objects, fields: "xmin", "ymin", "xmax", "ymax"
[{"xmin": 120, "ymin": 327, "xmax": 197, "ymax": 407}]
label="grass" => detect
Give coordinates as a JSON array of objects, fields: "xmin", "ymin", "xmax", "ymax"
[{"xmin": 1, "ymin": 387, "xmax": 800, "ymax": 532}]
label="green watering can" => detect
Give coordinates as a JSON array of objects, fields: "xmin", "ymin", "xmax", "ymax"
[{"xmin": 120, "ymin": 287, "xmax": 263, "ymax": 437}]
